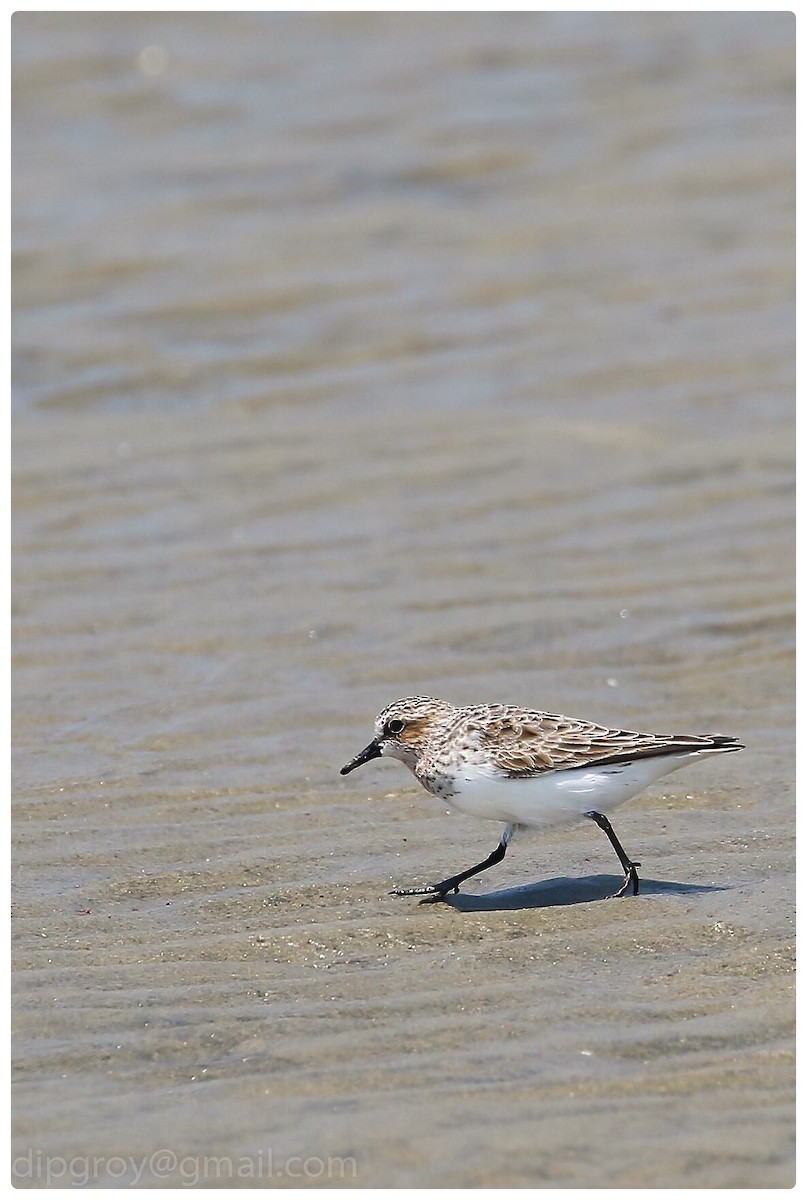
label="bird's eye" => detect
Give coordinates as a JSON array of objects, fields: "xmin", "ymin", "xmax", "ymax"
[{"xmin": 386, "ymin": 719, "xmax": 406, "ymax": 736}]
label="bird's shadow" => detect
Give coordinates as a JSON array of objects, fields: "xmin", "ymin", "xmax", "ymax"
[{"xmin": 438, "ymin": 874, "xmax": 729, "ymax": 912}]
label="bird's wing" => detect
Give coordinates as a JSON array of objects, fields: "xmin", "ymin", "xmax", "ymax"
[{"xmin": 465, "ymin": 708, "xmax": 738, "ymax": 778}]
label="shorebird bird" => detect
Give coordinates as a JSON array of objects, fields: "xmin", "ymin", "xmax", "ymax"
[{"xmin": 341, "ymin": 695, "xmax": 743, "ymax": 901}]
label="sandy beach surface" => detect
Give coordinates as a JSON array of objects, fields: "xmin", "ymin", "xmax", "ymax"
[{"xmin": 12, "ymin": 12, "xmax": 794, "ymax": 1188}]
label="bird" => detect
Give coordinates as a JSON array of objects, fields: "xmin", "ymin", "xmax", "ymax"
[{"xmin": 340, "ymin": 695, "xmax": 743, "ymax": 901}]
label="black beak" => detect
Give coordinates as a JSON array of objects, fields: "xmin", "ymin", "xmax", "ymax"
[{"xmin": 340, "ymin": 738, "xmax": 383, "ymax": 775}]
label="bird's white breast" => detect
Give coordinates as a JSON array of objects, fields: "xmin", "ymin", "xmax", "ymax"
[{"xmin": 444, "ymin": 754, "xmax": 697, "ymax": 828}]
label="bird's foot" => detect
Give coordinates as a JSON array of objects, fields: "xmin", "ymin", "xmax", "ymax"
[
  {"xmin": 389, "ymin": 880, "xmax": 459, "ymax": 904},
  {"xmin": 610, "ymin": 861, "xmax": 641, "ymax": 899}
]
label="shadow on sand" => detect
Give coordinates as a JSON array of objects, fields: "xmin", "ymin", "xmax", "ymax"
[{"xmin": 436, "ymin": 874, "xmax": 729, "ymax": 912}]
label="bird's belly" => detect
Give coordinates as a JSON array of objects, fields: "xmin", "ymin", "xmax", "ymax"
[{"xmin": 448, "ymin": 757, "xmax": 690, "ymax": 828}]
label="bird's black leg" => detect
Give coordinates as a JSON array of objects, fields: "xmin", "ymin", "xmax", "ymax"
[
  {"xmin": 391, "ymin": 838, "xmax": 508, "ymax": 904},
  {"xmin": 585, "ymin": 810, "xmax": 641, "ymax": 897}
]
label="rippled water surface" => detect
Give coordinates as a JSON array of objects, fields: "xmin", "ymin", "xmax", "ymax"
[{"xmin": 12, "ymin": 11, "xmax": 794, "ymax": 1188}]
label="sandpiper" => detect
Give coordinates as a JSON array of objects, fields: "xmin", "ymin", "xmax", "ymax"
[{"xmin": 341, "ymin": 695, "xmax": 743, "ymax": 901}]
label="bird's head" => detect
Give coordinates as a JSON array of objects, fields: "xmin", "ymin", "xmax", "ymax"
[{"xmin": 340, "ymin": 696, "xmax": 456, "ymax": 775}]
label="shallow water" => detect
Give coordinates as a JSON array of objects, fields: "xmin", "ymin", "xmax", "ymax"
[{"xmin": 12, "ymin": 11, "xmax": 794, "ymax": 1188}]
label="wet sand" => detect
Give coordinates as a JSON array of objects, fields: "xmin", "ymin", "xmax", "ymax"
[{"xmin": 12, "ymin": 11, "xmax": 794, "ymax": 1188}]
